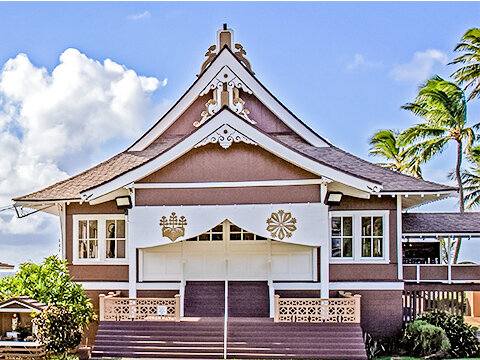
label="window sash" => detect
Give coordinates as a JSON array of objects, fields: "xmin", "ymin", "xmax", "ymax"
[
  {"xmin": 331, "ymin": 216, "xmax": 353, "ymax": 258},
  {"xmin": 330, "ymin": 211, "xmax": 388, "ymax": 262},
  {"xmin": 74, "ymin": 215, "xmax": 127, "ymax": 264}
]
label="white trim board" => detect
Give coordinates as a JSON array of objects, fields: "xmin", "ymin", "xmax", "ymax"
[
  {"xmin": 78, "ymin": 282, "xmax": 129, "ymax": 290},
  {"xmin": 129, "ymin": 49, "xmax": 329, "ymax": 151},
  {"xmin": 134, "ymin": 179, "xmax": 328, "ymax": 189},
  {"xmin": 82, "ymin": 110, "xmax": 380, "ymax": 201},
  {"xmin": 78, "ymin": 281, "xmax": 182, "ymax": 291},
  {"xmin": 273, "ymin": 282, "xmax": 322, "ymax": 290},
  {"xmin": 329, "ymin": 282, "xmax": 405, "ymax": 291}
]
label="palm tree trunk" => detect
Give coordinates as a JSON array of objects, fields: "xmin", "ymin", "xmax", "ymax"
[{"xmin": 453, "ymin": 139, "xmax": 464, "ymax": 263}]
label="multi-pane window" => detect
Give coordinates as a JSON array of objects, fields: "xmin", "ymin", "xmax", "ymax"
[
  {"xmin": 330, "ymin": 212, "xmax": 388, "ymax": 262},
  {"xmin": 78, "ymin": 220, "xmax": 98, "ymax": 259},
  {"xmin": 106, "ymin": 219, "xmax": 126, "ymax": 259},
  {"xmin": 230, "ymin": 224, "xmax": 267, "ymax": 241},
  {"xmin": 331, "ymin": 216, "xmax": 353, "ymax": 258},
  {"xmin": 361, "ymin": 216, "xmax": 383, "ymax": 258},
  {"xmin": 186, "ymin": 224, "xmax": 224, "ymax": 241},
  {"xmin": 75, "ymin": 215, "xmax": 127, "ymax": 263},
  {"xmin": 186, "ymin": 222, "xmax": 268, "ymax": 241}
]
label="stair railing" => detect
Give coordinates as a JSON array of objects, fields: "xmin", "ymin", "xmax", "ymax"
[{"xmin": 223, "ymin": 280, "xmax": 228, "ymax": 359}]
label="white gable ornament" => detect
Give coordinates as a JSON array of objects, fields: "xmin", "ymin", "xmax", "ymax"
[
  {"xmin": 195, "ymin": 66, "xmax": 255, "ymax": 127},
  {"xmin": 195, "ymin": 124, "xmax": 257, "ymax": 150}
]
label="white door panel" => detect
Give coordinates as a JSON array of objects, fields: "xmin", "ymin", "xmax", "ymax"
[{"xmin": 140, "ymin": 222, "xmax": 316, "ymax": 281}]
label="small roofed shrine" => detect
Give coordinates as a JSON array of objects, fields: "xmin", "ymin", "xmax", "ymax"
[{"xmin": 0, "ymin": 296, "xmax": 46, "ymax": 358}]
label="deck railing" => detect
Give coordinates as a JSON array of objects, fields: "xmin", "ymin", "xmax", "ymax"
[
  {"xmin": 274, "ymin": 292, "xmax": 361, "ymax": 323},
  {"xmin": 99, "ymin": 294, "xmax": 181, "ymax": 321},
  {"xmin": 403, "ymin": 264, "xmax": 480, "ymax": 283}
]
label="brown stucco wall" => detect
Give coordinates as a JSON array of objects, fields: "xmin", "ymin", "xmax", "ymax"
[
  {"xmin": 330, "ymin": 265, "xmax": 398, "ymax": 281},
  {"xmin": 136, "ymin": 290, "xmax": 179, "ymax": 298},
  {"xmin": 136, "ymin": 186, "xmax": 320, "ymax": 206},
  {"xmin": 66, "ymin": 202, "xmax": 127, "ymax": 282},
  {"xmin": 329, "ymin": 290, "xmax": 403, "ymax": 337},
  {"xmin": 136, "ymin": 142, "xmax": 320, "ymax": 205},
  {"xmin": 162, "ymin": 95, "xmax": 207, "ymax": 137},
  {"xmin": 242, "ymin": 93, "xmax": 293, "ymax": 134},
  {"xmin": 275, "ymin": 290, "xmax": 320, "ymax": 298},
  {"xmin": 160, "ymin": 91, "xmax": 295, "ymax": 138},
  {"xmin": 139, "ymin": 142, "xmax": 318, "ymax": 183},
  {"xmin": 329, "ymin": 196, "xmax": 399, "ymax": 282}
]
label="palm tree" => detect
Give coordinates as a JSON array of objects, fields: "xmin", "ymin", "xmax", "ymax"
[
  {"xmin": 450, "ymin": 28, "xmax": 480, "ymax": 101},
  {"xmin": 461, "ymin": 145, "xmax": 480, "ymax": 209},
  {"xmin": 401, "ymin": 76, "xmax": 479, "ymax": 263},
  {"xmin": 401, "ymin": 75, "xmax": 477, "ymax": 214},
  {"xmin": 369, "ymin": 129, "xmax": 423, "ymax": 178}
]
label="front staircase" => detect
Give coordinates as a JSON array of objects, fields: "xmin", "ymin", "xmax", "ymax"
[{"xmin": 92, "ymin": 317, "xmax": 367, "ymax": 359}]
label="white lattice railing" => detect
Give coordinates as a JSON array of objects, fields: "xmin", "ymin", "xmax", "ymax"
[
  {"xmin": 274, "ymin": 292, "xmax": 361, "ymax": 323},
  {"xmin": 99, "ymin": 294, "xmax": 181, "ymax": 321}
]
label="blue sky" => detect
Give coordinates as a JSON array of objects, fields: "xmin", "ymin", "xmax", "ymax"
[{"xmin": 1, "ymin": 2, "xmax": 480, "ymax": 266}]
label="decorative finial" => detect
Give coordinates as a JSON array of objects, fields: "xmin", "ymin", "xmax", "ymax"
[{"xmin": 198, "ymin": 26, "xmax": 253, "ymax": 76}]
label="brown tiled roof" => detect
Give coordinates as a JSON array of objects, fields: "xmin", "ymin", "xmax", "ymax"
[
  {"xmin": 0, "ymin": 296, "xmax": 46, "ymax": 311},
  {"xmin": 273, "ymin": 134, "xmax": 456, "ymax": 193},
  {"xmin": 14, "ymin": 119, "xmax": 455, "ymax": 203},
  {"xmin": 0, "ymin": 262, "xmax": 14, "ymax": 269},
  {"xmin": 14, "ymin": 135, "xmax": 185, "ymax": 202},
  {"xmin": 403, "ymin": 212, "xmax": 480, "ymax": 234}
]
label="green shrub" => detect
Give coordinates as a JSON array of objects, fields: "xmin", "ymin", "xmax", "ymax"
[
  {"xmin": 0, "ymin": 255, "xmax": 95, "ymax": 327},
  {"xmin": 418, "ymin": 310, "xmax": 480, "ymax": 358},
  {"xmin": 33, "ymin": 305, "xmax": 82, "ymax": 360},
  {"xmin": 402, "ymin": 319, "xmax": 450, "ymax": 357},
  {"xmin": 363, "ymin": 331, "xmax": 403, "ymax": 360}
]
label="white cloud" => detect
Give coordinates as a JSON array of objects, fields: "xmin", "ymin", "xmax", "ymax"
[
  {"xmin": 391, "ymin": 49, "xmax": 448, "ymax": 83},
  {"xmin": 347, "ymin": 53, "xmax": 383, "ymax": 71},
  {"xmin": 0, "ymin": 49, "xmax": 161, "ymax": 235},
  {"xmin": 128, "ymin": 11, "xmax": 151, "ymax": 21}
]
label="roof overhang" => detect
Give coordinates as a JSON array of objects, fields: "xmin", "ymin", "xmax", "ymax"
[
  {"xmin": 82, "ymin": 110, "xmax": 381, "ymax": 202},
  {"xmin": 378, "ymin": 191, "xmax": 456, "ymax": 209}
]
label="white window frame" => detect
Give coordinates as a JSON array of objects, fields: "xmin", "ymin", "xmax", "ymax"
[
  {"xmin": 73, "ymin": 214, "xmax": 128, "ymax": 265},
  {"xmin": 329, "ymin": 210, "xmax": 390, "ymax": 264}
]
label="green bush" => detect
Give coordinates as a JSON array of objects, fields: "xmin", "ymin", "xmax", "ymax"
[
  {"xmin": 0, "ymin": 255, "xmax": 95, "ymax": 327},
  {"xmin": 33, "ymin": 305, "xmax": 82, "ymax": 360},
  {"xmin": 402, "ymin": 319, "xmax": 450, "ymax": 357},
  {"xmin": 418, "ymin": 310, "xmax": 480, "ymax": 358}
]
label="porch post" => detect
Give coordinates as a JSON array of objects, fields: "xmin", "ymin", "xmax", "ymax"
[
  {"xmin": 396, "ymin": 195, "xmax": 403, "ymax": 280},
  {"xmin": 127, "ymin": 213, "xmax": 137, "ymax": 298},
  {"xmin": 320, "ymin": 246, "xmax": 329, "ymax": 298}
]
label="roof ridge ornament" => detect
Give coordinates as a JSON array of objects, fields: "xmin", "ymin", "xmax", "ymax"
[{"xmin": 198, "ymin": 24, "xmax": 253, "ymax": 76}]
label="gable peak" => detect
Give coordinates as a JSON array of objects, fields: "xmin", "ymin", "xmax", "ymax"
[{"xmin": 199, "ymin": 25, "xmax": 253, "ymax": 76}]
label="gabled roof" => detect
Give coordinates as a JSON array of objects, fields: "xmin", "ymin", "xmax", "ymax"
[
  {"xmin": 0, "ymin": 296, "xmax": 46, "ymax": 312},
  {"xmin": 15, "ymin": 109, "xmax": 454, "ymax": 203},
  {"xmin": 403, "ymin": 212, "xmax": 480, "ymax": 235},
  {"xmin": 13, "ymin": 28, "xmax": 456, "ymax": 205},
  {"xmin": 128, "ymin": 46, "xmax": 330, "ymax": 151},
  {"xmin": 276, "ymin": 134, "xmax": 456, "ymax": 193}
]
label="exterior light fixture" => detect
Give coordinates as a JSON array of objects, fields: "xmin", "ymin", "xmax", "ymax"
[
  {"xmin": 325, "ymin": 192, "xmax": 343, "ymax": 206},
  {"xmin": 115, "ymin": 196, "xmax": 132, "ymax": 210}
]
